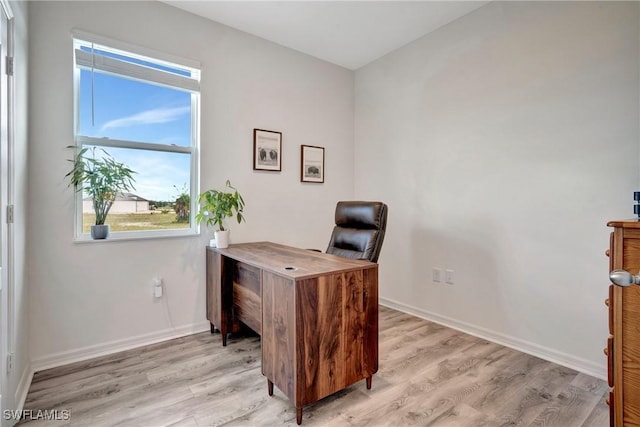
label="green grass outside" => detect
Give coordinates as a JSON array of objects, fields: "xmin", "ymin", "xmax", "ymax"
[{"xmin": 83, "ymin": 211, "xmax": 190, "ymax": 233}]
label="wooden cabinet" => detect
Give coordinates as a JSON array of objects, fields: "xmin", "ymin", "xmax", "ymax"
[{"xmin": 607, "ymin": 220, "xmax": 640, "ymax": 426}]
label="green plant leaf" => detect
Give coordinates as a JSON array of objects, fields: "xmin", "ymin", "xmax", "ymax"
[
  {"xmin": 65, "ymin": 146, "xmax": 137, "ymax": 226},
  {"xmin": 195, "ymin": 180, "xmax": 246, "ymax": 231}
]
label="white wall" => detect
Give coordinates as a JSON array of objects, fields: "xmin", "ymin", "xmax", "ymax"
[
  {"xmin": 28, "ymin": 1, "xmax": 353, "ymax": 367},
  {"xmin": 355, "ymin": 1, "xmax": 639, "ymax": 378},
  {"xmin": 11, "ymin": 0, "xmax": 31, "ymax": 412}
]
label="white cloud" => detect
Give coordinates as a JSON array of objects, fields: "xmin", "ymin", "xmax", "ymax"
[{"xmin": 101, "ymin": 106, "xmax": 190, "ymax": 130}]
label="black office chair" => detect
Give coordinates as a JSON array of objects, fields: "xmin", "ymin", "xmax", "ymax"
[{"xmin": 325, "ymin": 201, "xmax": 388, "ymax": 263}]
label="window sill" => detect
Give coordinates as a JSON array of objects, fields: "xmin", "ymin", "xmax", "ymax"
[{"xmin": 73, "ymin": 229, "xmax": 200, "ymax": 243}]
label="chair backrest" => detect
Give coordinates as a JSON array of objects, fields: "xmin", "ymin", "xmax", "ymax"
[{"xmin": 326, "ymin": 201, "xmax": 388, "ymax": 263}]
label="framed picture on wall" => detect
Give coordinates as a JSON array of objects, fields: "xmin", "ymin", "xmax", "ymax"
[
  {"xmin": 300, "ymin": 145, "xmax": 325, "ymax": 183},
  {"xmin": 253, "ymin": 129, "xmax": 282, "ymax": 171}
]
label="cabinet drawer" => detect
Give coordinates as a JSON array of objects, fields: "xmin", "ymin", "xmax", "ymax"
[
  {"xmin": 606, "ymin": 335, "xmax": 614, "ymax": 387},
  {"xmin": 606, "ymin": 390, "xmax": 614, "ymax": 426},
  {"xmin": 606, "ymin": 285, "xmax": 614, "ymax": 335},
  {"xmin": 608, "ymin": 232, "xmax": 614, "ymax": 271}
]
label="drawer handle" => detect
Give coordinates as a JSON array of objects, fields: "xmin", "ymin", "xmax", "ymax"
[
  {"xmin": 606, "ymin": 249, "xmax": 610, "ymax": 257},
  {"xmin": 604, "ymin": 347, "xmax": 608, "ymax": 356},
  {"xmin": 606, "ymin": 396, "xmax": 610, "ymax": 406},
  {"xmin": 605, "ymin": 298, "xmax": 610, "ymax": 307}
]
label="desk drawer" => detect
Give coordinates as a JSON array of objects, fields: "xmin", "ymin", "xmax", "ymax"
[{"xmin": 233, "ymin": 262, "xmax": 262, "ymax": 335}]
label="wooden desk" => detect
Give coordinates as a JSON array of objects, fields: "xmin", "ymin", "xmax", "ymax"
[{"xmin": 206, "ymin": 242, "xmax": 379, "ymax": 424}]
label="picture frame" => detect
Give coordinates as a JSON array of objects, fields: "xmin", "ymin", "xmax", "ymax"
[
  {"xmin": 300, "ymin": 145, "xmax": 325, "ymax": 183},
  {"xmin": 253, "ymin": 129, "xmax": 282, "ymax": 171}
]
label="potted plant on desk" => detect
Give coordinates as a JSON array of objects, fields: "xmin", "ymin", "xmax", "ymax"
[
  {"xmin": 196, "ymin": 180, "xmax": 245, "ymax": 248},
  {"xmin": 66, "ymin": 146, "xmax": 137, "ymax": 239}
]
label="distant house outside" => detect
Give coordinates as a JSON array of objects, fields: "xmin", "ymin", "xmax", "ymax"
[{"xmin": 83, "ymin": 193, "xmax": 150, "ymax": 214}]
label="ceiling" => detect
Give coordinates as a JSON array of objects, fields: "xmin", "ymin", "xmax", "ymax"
[{"xmin": 162, "ymin": 1, "xmax": 490, "ymax": 70}]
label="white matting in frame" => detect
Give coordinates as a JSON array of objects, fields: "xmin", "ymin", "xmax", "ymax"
[
  {"xmin": 253, "ymin": 129, "xmax": 282, "ymax": 171},
  {"xmin": 301, "ymin": 145, "xmax": 324, "ymax": 183}
]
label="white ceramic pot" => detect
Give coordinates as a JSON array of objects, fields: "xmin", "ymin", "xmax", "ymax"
[{"xmin": 214, "ymin": 230, "xmax": 230, "ymax": 248}]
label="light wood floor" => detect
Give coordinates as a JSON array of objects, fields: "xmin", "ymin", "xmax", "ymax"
[{"xmin": 19, "ymin": 307, "xmax": 609, "ymax": 426}]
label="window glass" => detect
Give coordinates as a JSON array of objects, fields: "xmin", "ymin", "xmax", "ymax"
[
  {"xmin": 79, "ymin": 146, "xmax": 192, "ymax": 233},
  {"xmin": 73, "ymin": 37, "xmax": 199, "ymax": 240},
  {"xmin": 78, "ymin": 70, "xmax": 192, "ymax": 147}
]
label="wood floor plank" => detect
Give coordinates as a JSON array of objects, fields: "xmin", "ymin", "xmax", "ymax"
[
  {"xmin": 477, "ymin": 361, "xmax": 578, "ymax": 426},
  {"xmin": 581, "ymin": 398, "xmax": 610, "ymax": 427},
  {"xmin": 18, "ymin": 307, "xmax": 608, "ymax": 427},
  {"xmin": 529, "ymin": 384, "xmax": 604, "ymax": 427}
]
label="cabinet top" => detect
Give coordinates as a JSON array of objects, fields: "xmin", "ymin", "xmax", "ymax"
[{"xmin": 607, "ymin": 219, "xmax": 640, "ymax": 228}]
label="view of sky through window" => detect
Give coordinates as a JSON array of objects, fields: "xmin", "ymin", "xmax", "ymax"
[{"xmin": 78, "ymin": 69, "xmax": 192, "ymax": 203}]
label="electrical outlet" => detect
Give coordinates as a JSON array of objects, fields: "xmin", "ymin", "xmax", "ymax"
[
  {"xmin": 153, "ymin": 277, "xmax": 163, "ymax": 298},
  {"xmin": 445, "ymin": 269, "xmax": 454, "ymax": 285},
  {"xmin": 432, "ymin": 268, "xmax": 442, "ymax": 283}
]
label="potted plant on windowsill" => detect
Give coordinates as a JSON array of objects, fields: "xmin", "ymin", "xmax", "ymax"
[
  {"xmin": 66, "ymin": 146, "xmax": 137, "ymax": 239},
  {"xmin": 195, "ymin": 180, "xmax": 245, "ymax": 248}
]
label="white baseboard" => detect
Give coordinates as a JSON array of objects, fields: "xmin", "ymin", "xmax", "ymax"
[
  {"xmin": 380, "ymin": 297, "xmax": 606, "ymax": 381},
  {"xmin": 15, "ymin": 363, "xmax": 33, "ymax": 411},
  {"xmin": 27, "ymin": 303, "xmax": 606, "ymax": 387},
  {"xmin": 31, "ymin": 321, "xmax": 210, "ymax": 373}
]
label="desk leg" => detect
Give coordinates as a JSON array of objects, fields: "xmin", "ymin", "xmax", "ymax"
[
  {"xmin": 209, "ymin": 323, "xmax": 228, "ymax": 346},
  {"xmin": 267, "ymin": 380, "xmax": 273, "ymax": 396},
  {"xmin": 366, "ymin": 376, "xmax": 372, "ymax": 390},
  {"xmin": 296, "ymin": 407, "xmax": 302, "ymax": 425}
]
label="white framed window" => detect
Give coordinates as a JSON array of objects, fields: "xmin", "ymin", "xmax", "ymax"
[{"xmin": 72, "ymin": 31, "xmax": 200, "ymax": 240}]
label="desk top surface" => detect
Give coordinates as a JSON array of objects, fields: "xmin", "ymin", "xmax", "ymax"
[{"xmin": 208, "ymin": 241, "xmax": 377, "ymax": 280}]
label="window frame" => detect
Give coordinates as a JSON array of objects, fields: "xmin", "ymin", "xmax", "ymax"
[{"xmin": 72, "ymin": 31, "xmax": 201, "ymax": 241}]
